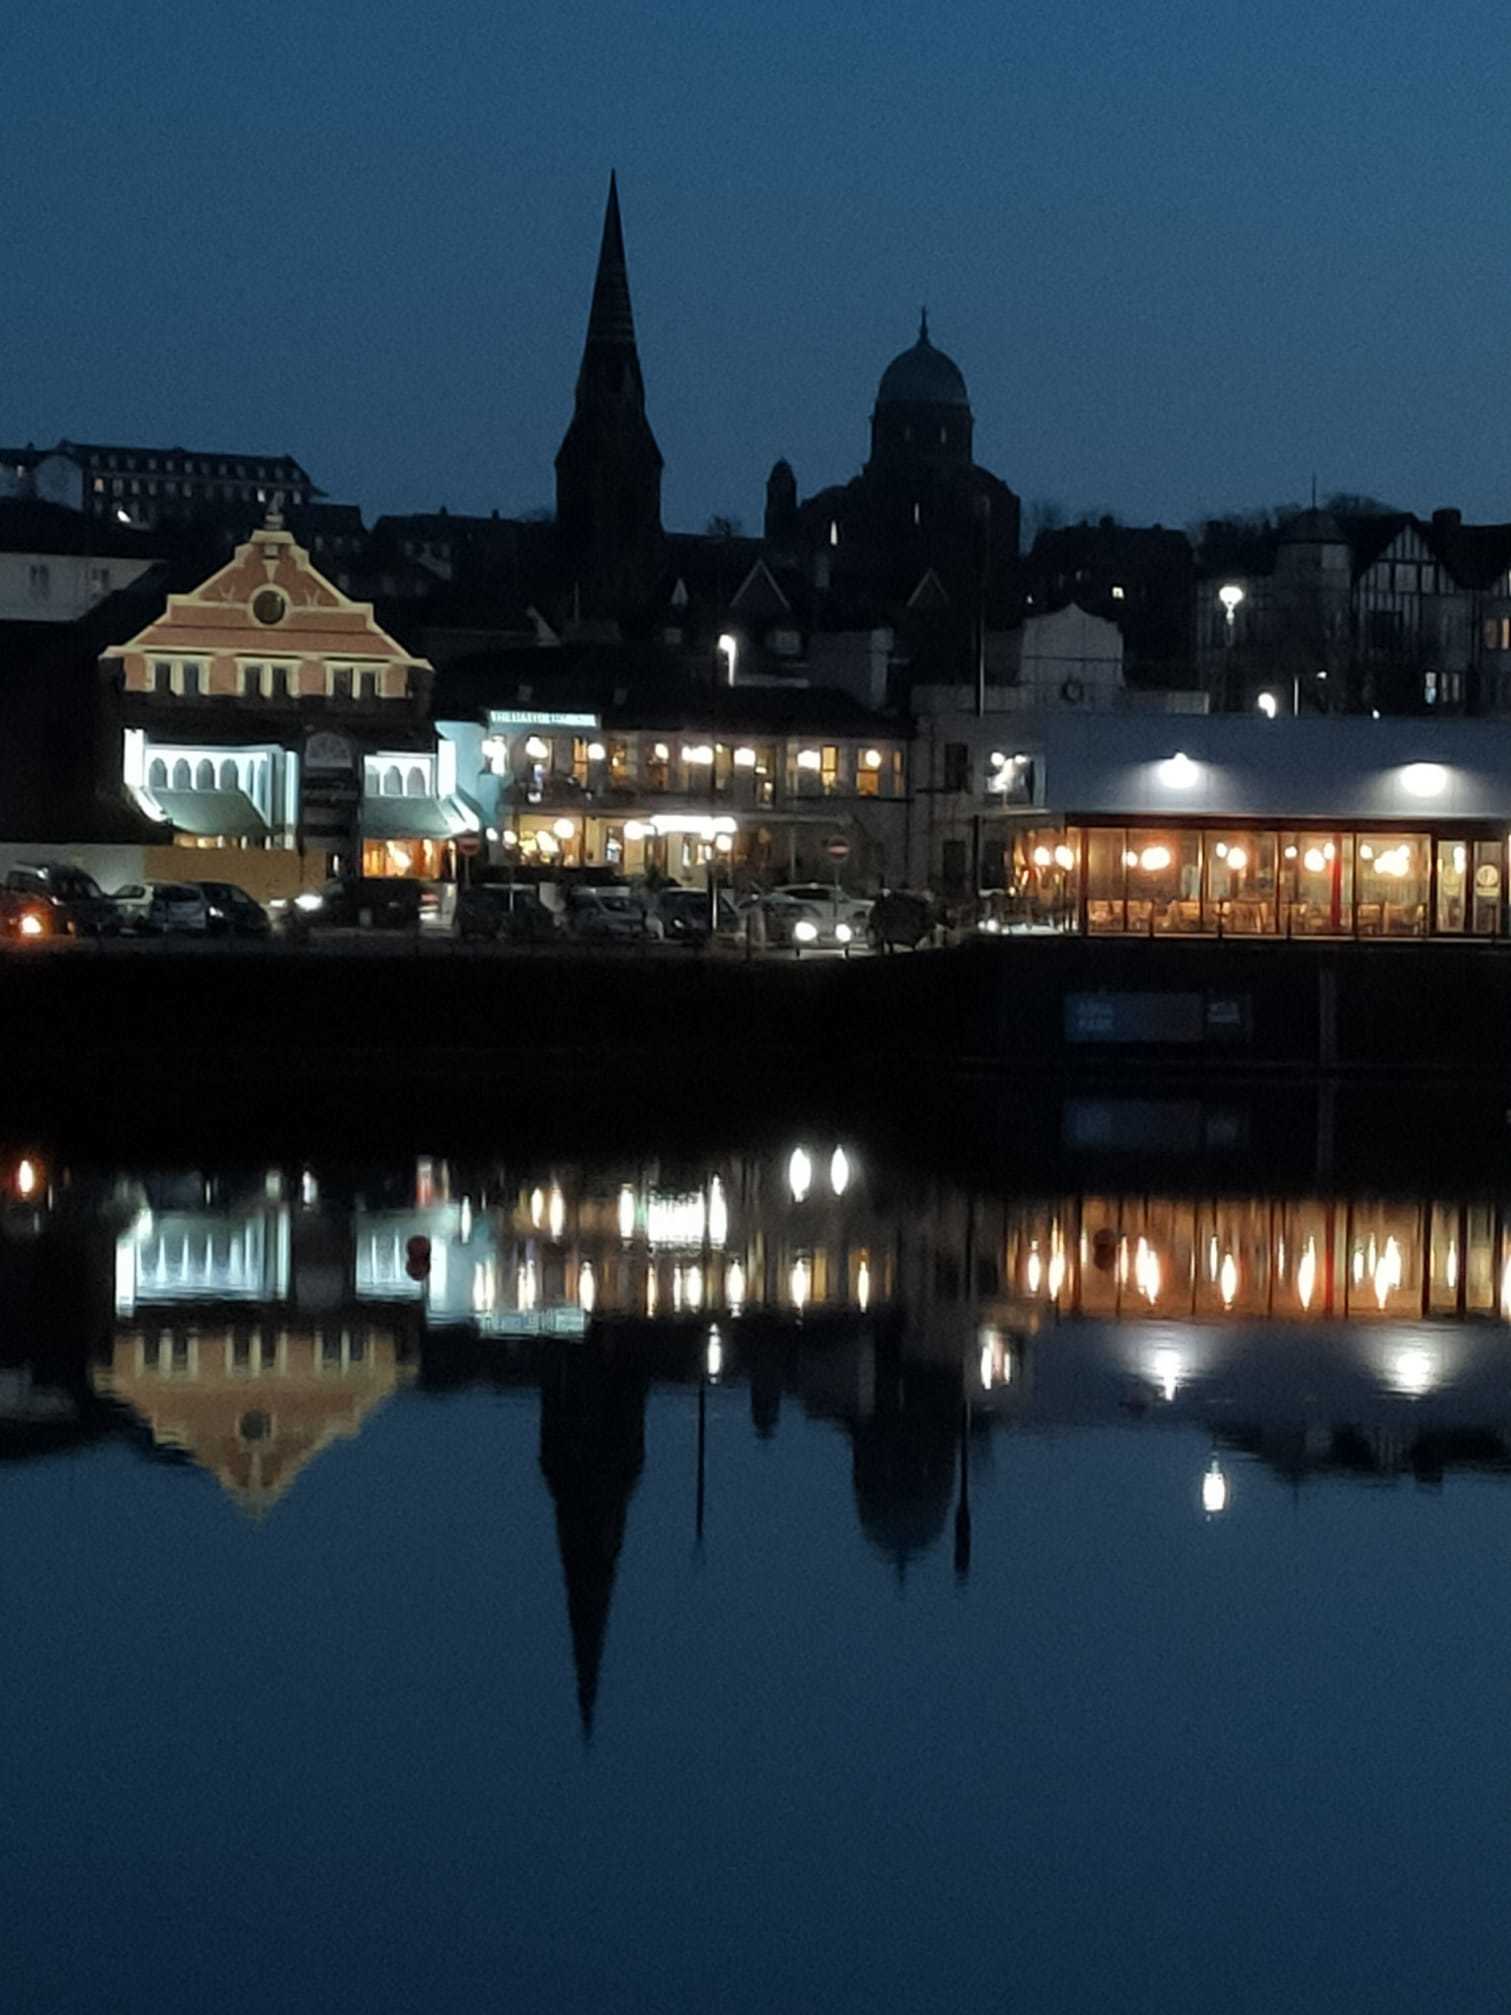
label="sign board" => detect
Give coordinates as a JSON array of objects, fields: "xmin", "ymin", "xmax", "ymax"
[
  {"xmin": 305, "ymin": 731, "xmax": 355, "ymax": 771},
  {"xmin": 1064, "ymin": 992, "xmax": 1251, "ymax": 1047},
  {"xmin": 487, "ymin": 709, "xmax": 600, "ymax": 730},
  {"xmin": 825, "ymin": 837, "xmax": 851, "ymax": 862}
]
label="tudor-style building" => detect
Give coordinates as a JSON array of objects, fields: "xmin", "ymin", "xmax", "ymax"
[
  {"xmin": 1195, "ymin": 507, "xmax": 1483, "ymax": 714},
  {"xmin": 101, "ymin": 509, "xmax": 479, "ymax": 897}
]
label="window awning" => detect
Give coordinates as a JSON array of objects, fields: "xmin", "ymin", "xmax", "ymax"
[
  {"xmin": 152, "ymin": 790, "xmax": 268, "ymax": 839},
  {"xmin": 361, "ymin": 796, "xmax": 474, "ymax": 841}
]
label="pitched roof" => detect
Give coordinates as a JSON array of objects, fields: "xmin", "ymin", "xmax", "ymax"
[{"xmin": 0, "ymin": 497, "xmax": 163, "ymax": 559}]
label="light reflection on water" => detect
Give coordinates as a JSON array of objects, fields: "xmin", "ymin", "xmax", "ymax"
[
  {"xmin": 10, "ymin": 1143, "xmax": 1511, "ymax": 2008},
  {"xmin": 6, "ymin": 1148, "xmax": 1511, "ymax": 1524}
]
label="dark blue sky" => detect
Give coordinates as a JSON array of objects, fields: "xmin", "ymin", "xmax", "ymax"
[{"xmin": 10, "ymin": 0, "xmax": 1511, "ymax": 536}]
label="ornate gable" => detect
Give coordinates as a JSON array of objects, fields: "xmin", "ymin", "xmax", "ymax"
[{"xmin": 107, "ymin": 515, "xmax": 425, "ymax": 671}]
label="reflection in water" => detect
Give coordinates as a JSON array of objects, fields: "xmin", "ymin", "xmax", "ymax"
[{"xmin": 7, "ymin": 1151, "xmax": 1511, "ymax": 1734}]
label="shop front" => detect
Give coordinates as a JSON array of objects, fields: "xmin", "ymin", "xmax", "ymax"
[{"xmin": 1006, "ymin": 821, "xmax": 1507, "ymax": 938}]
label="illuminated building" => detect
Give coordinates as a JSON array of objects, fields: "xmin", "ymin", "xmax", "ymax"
[
  {"xmin": 100, "ymin": 508, "xmax": 480, "ymax": 897},
  {"xmin": 934, "ymin": 713, "xmax": 1511, "ymax": 937}
]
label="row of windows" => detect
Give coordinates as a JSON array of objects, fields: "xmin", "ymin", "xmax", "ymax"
[
  {"xmin": 94, "ymin": 477, "xmax": 308, "ymax": 505},
  {"xmin": 147, "ymin": 756, "xmax": 252, "ymax": 792},
  {"xmin": 145, "ymin": 660, "xmax": 388, "ymax": 700},
  {"xmin": 26, "ymin": 562, "xmax": 112, "ymax": 600},
  {"xmin": 90, "ymin": 453, "xmax": 299, "ymax": 480},
  {"xmin": 134, "ymin": 1329, "xmax": 370, "ymax": 1376},
  {"xmin": 503, "ymin": 734, "xmax": 904, "ymax": 798}
]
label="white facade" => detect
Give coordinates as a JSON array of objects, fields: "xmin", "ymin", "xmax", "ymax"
[
  {"xmin": 0, "ymin": 548, "xmax": 155, "ymax": 624},
  {"xmin": 1016, "ymin": 603, "xmax": 1125, "ymax": 707},
  {"xmin": 1010, "ymin": 713, "xmax": 1511, "ymax": 823}
]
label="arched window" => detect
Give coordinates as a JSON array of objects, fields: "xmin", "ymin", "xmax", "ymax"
[
  {"xmin": 219, "ymin": 759, "xmax": 239, "ymax": 790},
  {"xmin": 171, "ymin": 759, "xmax": 191, "ymax": 789},
  {"xmin": 406, "ymin": 766, "xmax": 426, "ymax": 797},
  {"xmin": 195, "ymin": 759, "xmax": 215, "ymax": 790},
  {"xmin": 148, "ymin": 757, "xmax": 168, "ymax": 788},
  {"xmin": 383, "ymin": 767, "xmax": 401, "ymax": 796}
]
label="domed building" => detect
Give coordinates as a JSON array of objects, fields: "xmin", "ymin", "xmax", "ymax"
[
  {"xmin": 756, "ymin": 313, "xmax": 1023, "ymax": 694},
  {"xmin": 869, "ymin": 311, "xmax": 975, "ymax": 469}
]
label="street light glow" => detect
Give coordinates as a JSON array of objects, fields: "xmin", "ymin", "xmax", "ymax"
[{"xmin": 1257, "ymin": 691, "xmax": 1278, "ymax": 718}]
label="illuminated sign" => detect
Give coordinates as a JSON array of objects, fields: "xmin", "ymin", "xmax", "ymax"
[{"xmin": 487, "ymin": 709, "xmax": 600, "ymax": 730}]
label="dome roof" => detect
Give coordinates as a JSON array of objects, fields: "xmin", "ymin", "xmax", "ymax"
[{"xmin": 876, "ymin": 312, "xmax": 970, "ymax": 410}]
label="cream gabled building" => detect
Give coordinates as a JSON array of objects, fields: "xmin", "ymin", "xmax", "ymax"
[{"xmin": 101, "ymin": 509, "xmax": 480, "ymax": 899}]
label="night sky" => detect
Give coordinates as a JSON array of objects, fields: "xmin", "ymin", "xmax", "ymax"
[{"xmin": 10, "ymin": 0, "xmax": 1511, "ymax": 536}]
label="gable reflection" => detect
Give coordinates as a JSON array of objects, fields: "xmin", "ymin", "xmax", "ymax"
[{"xmin": 6, "ymin": 1150, "xmax": 1511, "ymax": 1736}]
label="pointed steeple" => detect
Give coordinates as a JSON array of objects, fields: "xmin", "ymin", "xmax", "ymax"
[
  {"xmin": 584, "ymin": 171, "xmax": 638, "ymax": 351},
  {"xmin": 555, "ymin": 174, "xmax": 665, "ymax": 621},
  {"xmin": 538, "ymin": 1348, "xmax": 647, "ymax": 1742}
]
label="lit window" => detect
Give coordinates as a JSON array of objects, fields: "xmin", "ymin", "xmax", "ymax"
[
  {"xmin": 1111, "ymin": 584, "xmax": 1126, "ymax": 600},
  {"xmin": 829, "ymin": 520, "xmax": 839, "ymax": 547}
]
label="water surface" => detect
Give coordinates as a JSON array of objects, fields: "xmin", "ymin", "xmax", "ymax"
[{"xmin": 4, "ymin": 1141, "xmax": 1511, "ymax": 2013}]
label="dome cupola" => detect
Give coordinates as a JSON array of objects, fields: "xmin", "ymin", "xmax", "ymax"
[
  {"xmin": 869, "ymin": 311, "xmax": 973, "ymax": 468},
  {"xmin": 876, "ymin": 310, "xmax": 970, "ymax": 410}
]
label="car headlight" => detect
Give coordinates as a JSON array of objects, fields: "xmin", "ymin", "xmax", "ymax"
[
  {"xmin": 294, "ymin": 892, "xmax": 324, "ymax": 912},
  {"xmin": 793, "ymin": 920, "xmax": 818, "ymax": 943},
  {"xmin": 835, "ymin": 922, "xmax": 853, "ymax": 944},
  {"xmin": 18, "ymin": 913, "xmax": 44, "ymax": 938}
]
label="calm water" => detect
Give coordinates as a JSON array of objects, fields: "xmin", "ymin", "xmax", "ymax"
[{"xmin": 6, "ymin": 1136, "xmax": 1511, "ymax": 2012}]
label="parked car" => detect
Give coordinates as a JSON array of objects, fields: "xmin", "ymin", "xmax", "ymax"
[
  {"xmin": 565, "ymin": 886, "xmax": 648, "ymax": 941},
  {"xmin": 648, "ymin": 887, "xmax": 739, "ymax": 946},
  {"xmin": 111, "ymin": 881, "xmax": 211, "ymax": 935},
  {"xmin": 756, "ymin": 883, "xmax": 874, "ymax": 949},
  {"xmin": 0, "ymin": 890, "xmax": 58, "ymax": 943},
  {"xmin": 3, "ymin": 863, "xmax": 120, "ymax": 937},
  {"xmin": 276, "ymin": 878, "xmax": 422, "ymax": 934},
  {"xmin": 869, "ymin": 888, "xmax": 935, "ymax": 951},
  {"xmin": 454, "ymin": 883, "xmax": 560, "ymax": 943},
  {"xmin": 113, "ymin": 880, "xmax": 266, "ymax": 937},
  {"xmin": 197, "ymin": 883, "xmax": 271, "ymax": 938}
]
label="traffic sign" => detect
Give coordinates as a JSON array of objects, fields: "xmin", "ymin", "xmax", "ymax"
[
  {"xmin": 456, "ymin": 834, "xmax": 482, "ymax": 857},
  {"xmin": 825, "ymin": 836, "xmax": 851, "ymax": 862}
]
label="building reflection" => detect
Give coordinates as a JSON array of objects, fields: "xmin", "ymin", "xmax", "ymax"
[{"xmin": 13, "ymin": 1147, "xmax": 1511, "ymax": 1730}]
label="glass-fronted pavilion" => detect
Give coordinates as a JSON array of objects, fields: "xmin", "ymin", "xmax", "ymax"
[{"xmin": 992, "ymin": 716, "xmax": 1511, "ymax": 939}]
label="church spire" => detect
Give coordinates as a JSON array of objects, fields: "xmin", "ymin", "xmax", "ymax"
[
  {"xmin": 584, "ymin": 171, "xmax": 638, "ymax": 351},
  {"xmin": 554, "ymin": 173, "xmax": 664, "ymax": 620},
  {"xmin": 538, "ymin": 1348, "xmax": 648, "ymax": 1742}
]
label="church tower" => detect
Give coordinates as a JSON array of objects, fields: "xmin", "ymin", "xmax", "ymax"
[{"xmin": 554, "ymin": 174, "xmax": 665, "ymax": 621}]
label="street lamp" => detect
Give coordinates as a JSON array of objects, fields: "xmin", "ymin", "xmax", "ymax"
[
  {"xmin": 1218, "ymin": 582, "xmax": 1245, "ymax": 636},
  {"xmin": 1256, "ymin": 691, "xmax": 1278, "ymax": 719},
  {"xmin": 717, "ymin": 634, "xmax": 738, "ymax": 687}
]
